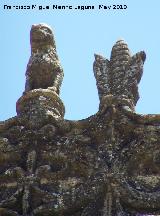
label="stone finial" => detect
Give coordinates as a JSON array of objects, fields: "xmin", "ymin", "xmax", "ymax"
[
  {"xmin": 93, "ymin": 40, "xmax": 146, "ymax": 110},
  {"xmin": 16, "ymin": 24, "xmax": 65, "ymax": 126},
  {"xmin": 2, "ymin": 25, "xmax": 160, "ymax": 216},
  {"xmin": 25, "ymin": 23, "xmax": 64, "ymax": 95}
]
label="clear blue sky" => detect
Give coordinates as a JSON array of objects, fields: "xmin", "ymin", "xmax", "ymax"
[{"xmin": 1, "ymin": 0, "xmax": 160, "ymax": 121}]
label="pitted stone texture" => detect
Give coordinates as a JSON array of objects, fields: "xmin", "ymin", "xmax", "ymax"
[
  {"xmin": 25, "ymin": 23, "xmax": 64, "ymax": 95},
  {"xmin": 1, "ymin": 25, "xmax": 160, "ymax": 215},
  {"xmin": 93, "ymin": 39, "xmax": 146, "ymax": 109},
  {"xmin": 16, "ymin": 89, "xmax": 65, "ymax": 129}
]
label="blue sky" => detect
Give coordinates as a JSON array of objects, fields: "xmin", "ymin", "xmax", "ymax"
[{"xmin": 1, "ymin": 0, "xmax": 160, "ymax": 121}]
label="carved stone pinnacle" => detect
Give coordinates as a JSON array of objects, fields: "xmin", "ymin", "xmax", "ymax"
[
  {"xmin": 93, "ymin": 39, "xmax": 146, "ymax": 112},
  {"xmin": 1, "ymin": 25, "xmax": 160, "ymax": 216}
]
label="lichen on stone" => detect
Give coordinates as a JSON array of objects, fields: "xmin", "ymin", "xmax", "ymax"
[{"xmin": 0, "ymin": 24, "xmax": 160, "ymax": 215}]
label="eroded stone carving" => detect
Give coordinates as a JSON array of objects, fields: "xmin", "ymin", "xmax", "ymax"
[
  {"xmin": 0, "ymin": 24, "xmax": 160, "ymax": 216},
  {"xmin": 25, "ymin": 23, "xmax": 64, "ymax": 95},
  {"xmin": 93, "ymin": 40, "xmax": 146, "ymax": 111}
]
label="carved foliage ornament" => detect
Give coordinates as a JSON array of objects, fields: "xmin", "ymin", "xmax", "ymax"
[{"xmin": 0, "ymin": 24, "xmax": 160, "ymax": 216}]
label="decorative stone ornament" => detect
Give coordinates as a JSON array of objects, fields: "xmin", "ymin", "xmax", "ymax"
[
  {"xmin": 0, "ymin": 24, "xmax": 160, "ymax": 216},
  {"xmin": 93, "ymin": 40, "xmax": 146, "ymax": 112},
  {"xmin": 25, "ymin": 23, "xmax": 64, "ymax": 94}
]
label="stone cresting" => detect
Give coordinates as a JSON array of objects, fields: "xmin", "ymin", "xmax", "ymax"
[
  {"xmin": 0, "ymin": 24, "xmax": 160, "ymax": 216},
  {"xmin": 93, "ymin": 40, "xmax": 146, "ymax": 111}
]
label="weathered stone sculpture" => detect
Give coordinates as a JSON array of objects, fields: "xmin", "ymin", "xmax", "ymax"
[
  {"xmin": 93, "ymin": 40, "xmax": 146, "ymax": 111},
  {"xmin": 25, "ymin": 23, "xmax": 63, "ymax": 94},
  {"xmin": 0, "ymin": 24, "xmax": 160, "ymax": 216}
]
